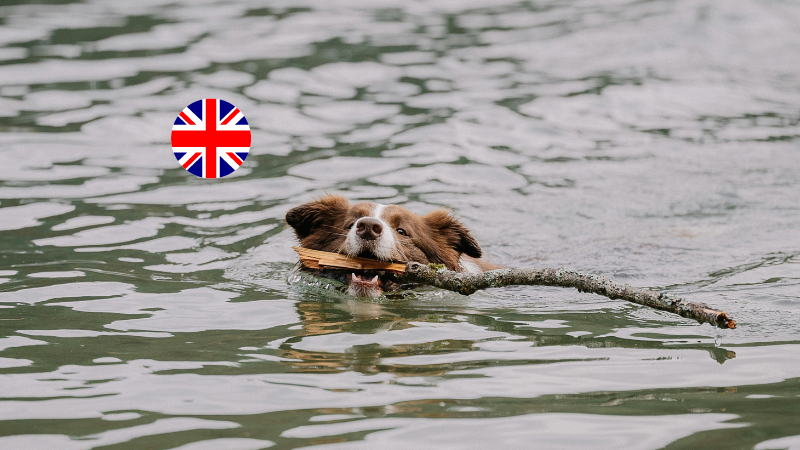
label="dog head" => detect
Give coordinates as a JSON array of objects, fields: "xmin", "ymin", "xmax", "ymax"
[{"xmin": 286, "ymin": 194, "xmax": 481, "ymax": 297}]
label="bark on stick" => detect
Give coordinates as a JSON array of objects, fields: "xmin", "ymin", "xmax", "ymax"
[
  {"xmin": 290, "ymin": 247, "xmax": 736, "ymax": 329},
  {"xmin": 398, "ymin": 263, "xmax": 737, "ymax": 330}
]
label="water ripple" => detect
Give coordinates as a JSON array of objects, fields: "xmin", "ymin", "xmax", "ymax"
[{"xmin": 1, "ymin": 0, "xmax": 799, "ymax": 448}]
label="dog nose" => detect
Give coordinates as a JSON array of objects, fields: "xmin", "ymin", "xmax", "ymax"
[{"xmin": 356, "ymin": 218, "xmax": 383, "ymax": 240}]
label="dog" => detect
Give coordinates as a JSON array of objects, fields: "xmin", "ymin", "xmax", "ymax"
[{"xmin": 286, "ymin": 194, "xmax": 492, "ymax": 297}]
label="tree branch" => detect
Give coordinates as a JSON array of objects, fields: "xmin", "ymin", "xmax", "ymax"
[
  {"xmin": 398, "ymin": 263, "xmax": 737, "ymax": 330},
  {"xmin": 290, "ymin": 247, "xmax": 737, "ymax": 329}
]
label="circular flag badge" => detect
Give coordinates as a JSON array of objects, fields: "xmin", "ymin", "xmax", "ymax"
[{"xmin": 171, "ymin": 99, "xmax": 251, "ymax": 178}]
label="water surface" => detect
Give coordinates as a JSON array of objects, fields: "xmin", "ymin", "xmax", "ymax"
[{"xmin": 0, "ymin": 0, "xmax": 799, "ymax": 449}]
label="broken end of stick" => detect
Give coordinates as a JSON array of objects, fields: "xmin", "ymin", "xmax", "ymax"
[
  {"xmin": 721, "ymin": 316, "xmax": 737, "ymax": 329},
  {"xmin": 705, "ymin": 309, "xmax": 736, "ymax": 329}
]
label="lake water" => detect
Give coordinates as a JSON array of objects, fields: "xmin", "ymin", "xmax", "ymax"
[{"xmin": 0, "ymin": 0, "xmax": 799, "ymax": 449}]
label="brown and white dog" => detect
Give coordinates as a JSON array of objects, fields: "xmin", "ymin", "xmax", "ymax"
[{"xmin": 286, "ymin": 194, "xmax": 492, "ymax": 298}]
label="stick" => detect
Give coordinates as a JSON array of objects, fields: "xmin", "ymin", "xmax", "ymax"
[
  {"xmin": 291, "ymin": 247, "xmax": 736, "ymax": 329},
  {"xmin": 293, "ymin": 247, "xmax": 407, "ymax": 273},
  {"xmin": 399, "ymin": 262, "xmax": 736, "ymax": 329}
]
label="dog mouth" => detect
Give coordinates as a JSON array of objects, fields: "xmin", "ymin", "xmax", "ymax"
[
  {"xmin": 354, "ymin": 249, "xmax": 381, "ymax": 260},
  {"xmin": 296, "ymin": 249, "xmax": 406, "ymax": 298},
  {"xmin": 343, "ymin": 249, "xmax": 402, "ymax": 297},
  {"xmin": 347, "ymin": 271, "xmax": 384, "ymax": 298}
]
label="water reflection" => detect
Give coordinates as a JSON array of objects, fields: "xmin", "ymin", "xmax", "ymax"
[{"xmin": 288, "ymin": 292, "xmax": 740, "ymax": 370}]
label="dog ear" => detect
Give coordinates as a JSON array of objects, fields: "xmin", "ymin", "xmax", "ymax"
[
  {"xmin": 286, "ymin": 195, "xmax": 350, "ymax": 239},
  {"xmin": 423, "ymin": 209, "xmax": 482, "ymax": 258}
]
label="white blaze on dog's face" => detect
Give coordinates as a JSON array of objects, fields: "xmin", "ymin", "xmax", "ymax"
[
  {"xmin": 286, "ymin": 195, "xmax": 482, "ymax": 297},
  {"xmin": 344, "ymin": 203, "xmax": 397, "ymax": 260}
]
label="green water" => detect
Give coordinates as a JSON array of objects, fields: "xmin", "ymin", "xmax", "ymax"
[{"xmin": 0, "ymin": 0, "xmax": 799, "ymax": 449}]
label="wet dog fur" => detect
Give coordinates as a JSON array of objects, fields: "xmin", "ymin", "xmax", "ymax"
[{"xmin": 286, "ymin": 194, "xmax": 492, "ymax": 297}]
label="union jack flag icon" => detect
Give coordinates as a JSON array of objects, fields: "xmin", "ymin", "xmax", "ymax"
[{"xmin": 171, "ymin": 99, "xmax": 251, "ymax": 178}]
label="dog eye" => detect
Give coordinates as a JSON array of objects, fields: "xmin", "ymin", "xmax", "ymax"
[{"xmin": 396, "ymin": 228, "xmax": 408, "ymax": 236}]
